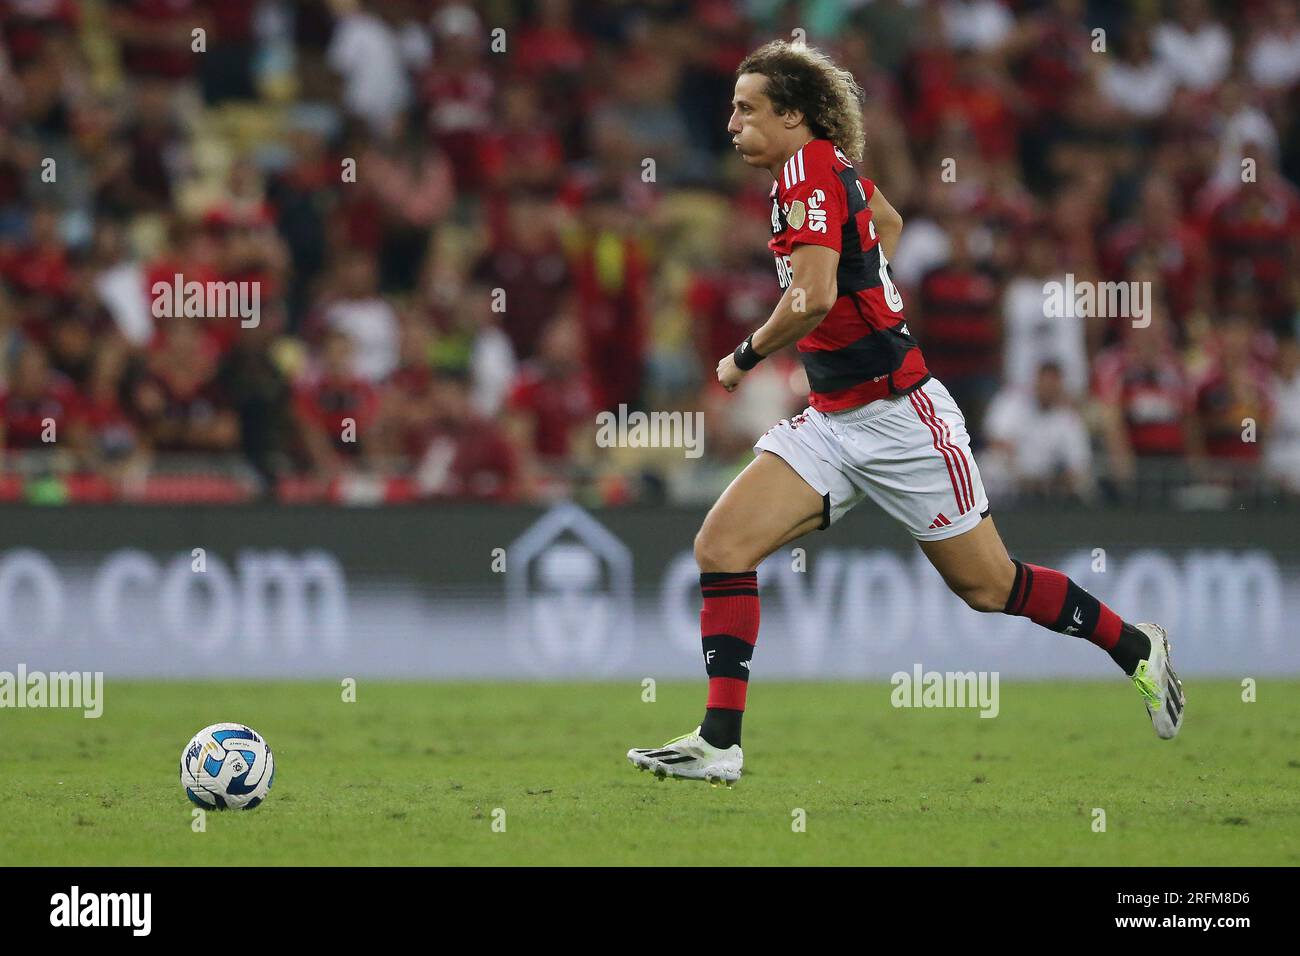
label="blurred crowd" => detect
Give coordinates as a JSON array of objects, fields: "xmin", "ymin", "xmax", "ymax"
[{"xmin": 0, "ymin": 0, "xmax": 1297, "ymax": 506}]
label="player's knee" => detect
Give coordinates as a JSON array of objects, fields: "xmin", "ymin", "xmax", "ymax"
[
  {"xmin": 951, "ymin": 580, "xmax": 1008, "ymax": 614},
  {"xmin": 694, "ymin": 528, "xmax": 751, "ymax": 572},
  {"xmin": 950, "ymin": 561, "xmax": 1017, "ymax": 613}
]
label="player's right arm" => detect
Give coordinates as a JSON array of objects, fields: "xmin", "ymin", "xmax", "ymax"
[
  {"xmin": 752, "ymin": 243, "xmax": 840, "ymax": 353},
  {"xmin": 717, "ymin": 243, "xmax": 839, "ymax": 391}
]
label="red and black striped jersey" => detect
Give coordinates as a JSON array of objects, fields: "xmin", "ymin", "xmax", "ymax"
[{"xmin": 768, "ymin": 138, "xmax": 928, "ymax": 411}]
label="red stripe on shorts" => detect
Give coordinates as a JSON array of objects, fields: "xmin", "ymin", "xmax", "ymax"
[
  {"xmin": 918, "ymin": 388, "xmax": 974, "ymax": 513},
  {"xmin": 909, "ymin": 392, "xmax": 969, "ymax": 514}
]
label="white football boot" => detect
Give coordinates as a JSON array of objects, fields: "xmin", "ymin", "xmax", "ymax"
[
  {"xmin": 1130, "ymin": 623, "xmax": 1185, "ymax": 739},
  {"xmin": 627, "ymin": 728, "xmax": 743, "ymax": 787}
]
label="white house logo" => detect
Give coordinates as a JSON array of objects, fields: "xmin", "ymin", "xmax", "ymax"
[{"xmin": 506, "ymin": 503, "xmax": 634, "ymax": 676}]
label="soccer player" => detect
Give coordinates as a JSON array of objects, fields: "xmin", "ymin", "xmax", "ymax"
[{"xmin": 628, "ymin": 41, "xmax": 1184, "ymax": 786}]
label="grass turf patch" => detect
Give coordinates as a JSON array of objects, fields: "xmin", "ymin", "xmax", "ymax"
[{"xmin": 1, "ymin": 680, "xmax": 1296, "ymax": 865}]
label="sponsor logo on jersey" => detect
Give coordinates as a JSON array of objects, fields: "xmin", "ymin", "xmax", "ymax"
[
  {"xmin": 806, "ymin": 189, "xmax": 827, "ymax": 232},
  {"xmin": 787, "ymin": 199, "xmax": 806, "ymax": 230}
]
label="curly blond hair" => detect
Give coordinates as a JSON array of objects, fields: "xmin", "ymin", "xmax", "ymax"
[{"xmin": 736, "ymin": 41, "xmax": 866, "ymax": 165}]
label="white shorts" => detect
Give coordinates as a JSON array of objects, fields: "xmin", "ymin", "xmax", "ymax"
[{"xmin": 754, "ymin": 377, "xmax": 990, "ymax": 541}]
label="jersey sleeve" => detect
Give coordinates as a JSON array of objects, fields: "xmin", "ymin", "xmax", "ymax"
[{"xmin": 781, "ymin": 150, "xmax": 848, "ymax": 253}]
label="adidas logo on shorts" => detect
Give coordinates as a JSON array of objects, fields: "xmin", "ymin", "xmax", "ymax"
[{"xmin": 928, "ymin": 513, "xmax": 951, "ymax": 530}]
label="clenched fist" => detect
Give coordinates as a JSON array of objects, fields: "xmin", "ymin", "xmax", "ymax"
[{"xmin": 716, "ymin": 353, "xmax": 746, "ymax": 392}]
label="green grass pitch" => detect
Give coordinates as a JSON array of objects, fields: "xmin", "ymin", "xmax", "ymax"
[{"xmin": 2, "ymin": 680, "xmax": 1297, "ymax": 866}]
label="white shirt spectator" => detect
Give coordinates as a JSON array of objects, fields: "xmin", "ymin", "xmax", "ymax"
[
  {"xmin": 1212, "ymin": 106, "xmax": 1280, "ymax": 186},
  {"xmin": 1265, "ymin": 364, "xmax": 1300, "ymax": 493},
  {"xmin": 1002, "ymin": 275, "xmax": 1089, "ymax": 397},
  {"xmin": 1098, "ymin": 59, "xmax": 1177, "ymax": 119},
  {"xmin": 325, "ymin": 298, "xmax": 400, "ymax": 383},
  {"xmin": 984, "ymin": 385, "xmax": 1093, "ymax": 492},
  {"xmin": 943, "ymin": 0, "xmax": 1014, "ymax": 52},
  {"xmin": 1152, "ymin": 17, "xmax": 1233, "ymax": 90},
  {"xmin": 398, "ymin": 20, "xmax": 433, "ymax": 73},
  {"xmin": 329, "ymin": 12, "xmax": 414, "ymax": 132},
  {"xmin": 1248, "ymin": 20, "xmax": 1300, "ymax": 90},
  {"xmin": 470, "ymin": 325, "xmax": 517, "ymax": 418},
  {"xmin": 892, "ymin": 217, "xmax": 950, "ymax": 288},
  {"xmin": 96, "ymin": 261, "xmax": 153, "ymax": 347}
]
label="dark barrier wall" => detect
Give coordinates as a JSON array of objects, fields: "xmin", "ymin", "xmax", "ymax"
[{"xmin": 0, "ymin": 504, "xmax": 1297, "ymax": 678}]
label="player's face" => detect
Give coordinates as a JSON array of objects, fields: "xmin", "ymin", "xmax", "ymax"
[{"xmin": 728, "ymin": 73, "xmax": 793, "ymax": 170}]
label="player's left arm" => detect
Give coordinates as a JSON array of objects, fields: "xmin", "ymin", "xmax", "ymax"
[
  {"xmin": 867, "ymin": 187, "xmax": 903, "ymax": 261},
  {"xmin": 717, "ymin": 244, "xmax": 839, "ymax": 391}
]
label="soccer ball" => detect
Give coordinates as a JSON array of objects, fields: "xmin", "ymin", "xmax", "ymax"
[{"xmin": 180, "ymin": 723, "xmax": 275, "ymax": 810}]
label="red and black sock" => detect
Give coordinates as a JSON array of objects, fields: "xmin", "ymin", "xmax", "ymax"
[
  {"xmin": 1002, "ymin": 559, "xmax": 1150, "ymax": 674},
  {"xmin": 698, "ymin": 570, "xmax": 758, "ymax": 749}
]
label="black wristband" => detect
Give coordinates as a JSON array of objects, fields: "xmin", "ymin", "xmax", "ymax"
[{"xmin": 733, "ymin": 333, "xmax": 765, "ymax": 371}]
